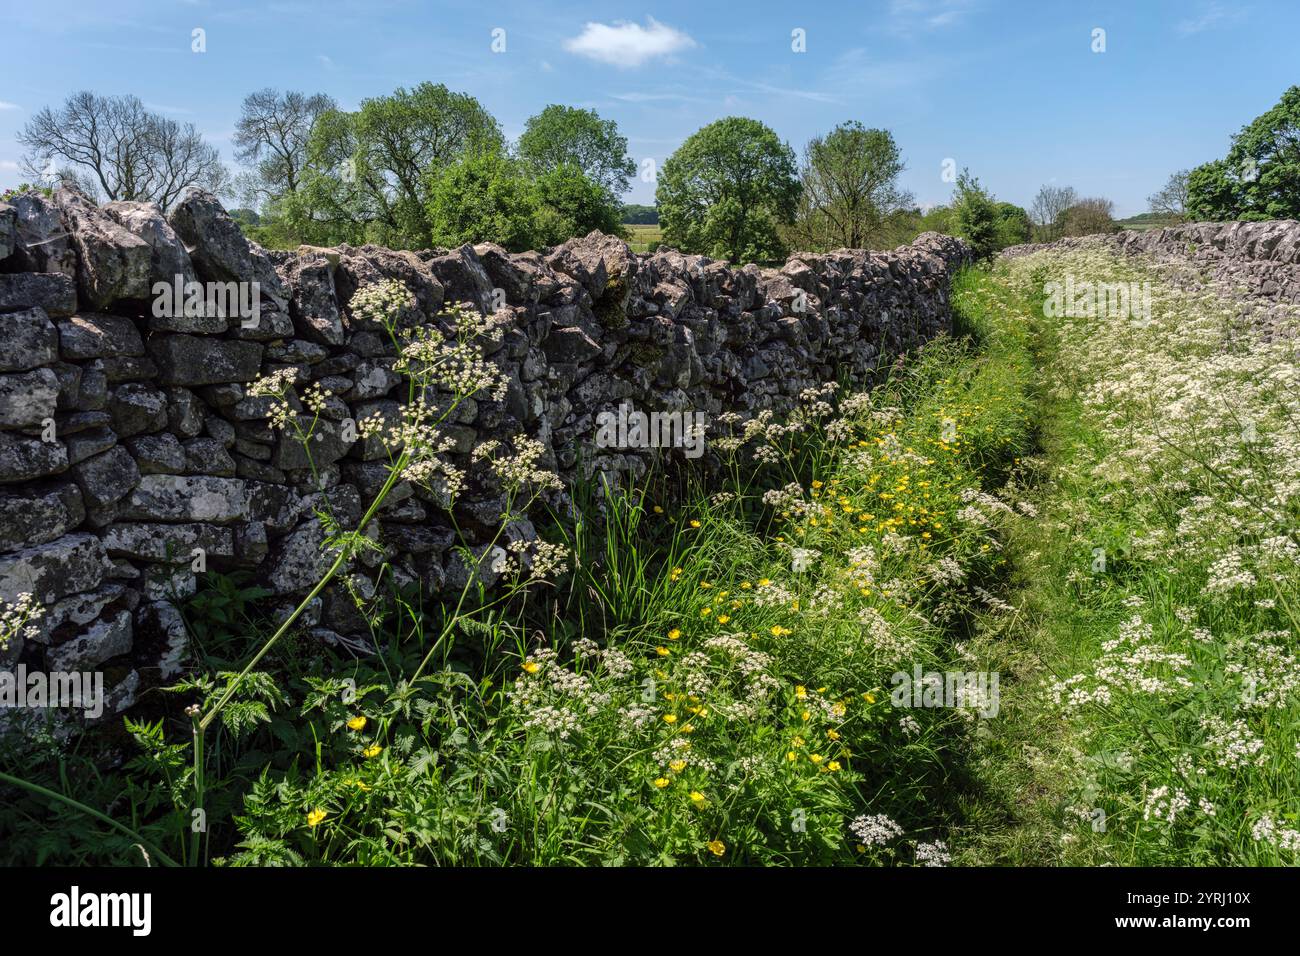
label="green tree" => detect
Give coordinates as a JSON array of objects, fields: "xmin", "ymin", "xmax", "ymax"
[
  {"xmin": 425, "ymin": 152, "xmax": 539, "ymax": 252},
  {"xmin": 1186, "ymin": 160, "xmax": 1242, "ymax": 221},
  {"xmin": 291, "ymin": 83, "xmax": 503, "ymax": 247},
  {"xmin": 1060, "ymin": 197, "xmax": 1117, "ymax": 236},
  {"xmin": 657, "ymin": 117, "xmax": 800, "ymax": 263},
  {"xmin": 992, "ymin": 201, "xmax": 1032, "ymax": 248},
  {"xmin": 1187, "ymin": 86, "xmax": 1300, "ymax": 221},
  {"xmin": 789, "ymin": 122, "xmax": 912, "ymax": 251},
  {"xmin": 951, "ymin": 170, "xmax": 998, "ymax": 260},
  {"xmin": 517, "ymin": 105, "xmax": 635, "ymax": 202},
  {"xmin": 532, "ymin": 164, "xmax": 626, "ymax": 246}
]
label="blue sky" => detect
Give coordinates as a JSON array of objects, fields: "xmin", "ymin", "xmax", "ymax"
[{"xmin": 0, "ymin": 0, "xmax": 1294, "ymax": 217}]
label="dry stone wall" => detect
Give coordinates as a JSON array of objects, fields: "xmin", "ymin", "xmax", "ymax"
[
  {"xmin": 0, "ymin": 187, "xmax": 968, "ymax": 722},
  {"xmin": 1002, "ymin": 220, "xmax": 1300, "ymax": 305}
]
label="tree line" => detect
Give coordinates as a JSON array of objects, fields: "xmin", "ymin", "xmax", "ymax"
[{"xmin": 17, "ymin": 83, "xmax": 1150, "ymax": 262}]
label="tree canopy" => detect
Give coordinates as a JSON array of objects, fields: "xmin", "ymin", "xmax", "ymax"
[{"xmin": 656, "ymin": 116, "xmax": 800, "ymax": 263}]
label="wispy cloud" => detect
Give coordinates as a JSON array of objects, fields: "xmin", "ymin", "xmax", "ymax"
[
  {"xmin": 0, "ymin": 101, "xmax": 20, "ymax": 111},
  {"xmin": 316, "ymin": 53, "xmax": 336, "ymax": 70},
  {"xmin": 144, "ymin": 102, "xmax": 193, "ymax": 115},
  {"xmin": 0, "ymin": 160, "xmax": 20, "ymax": 171},
  {"xmin": 1176, "ymin": 2, "xmax": 1241, "ymax": 36},
  {"xmin": 564, "ymin": 17, "xmax": 696, "ymax": 68},
  {"xmin": 888, "ymin": 0, "xmax": 977, "ymax": 33}
]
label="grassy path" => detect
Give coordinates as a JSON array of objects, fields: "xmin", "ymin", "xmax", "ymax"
[{"xmin": 952, "ymin": 247, "xmax": 1300, "ymax": 866}]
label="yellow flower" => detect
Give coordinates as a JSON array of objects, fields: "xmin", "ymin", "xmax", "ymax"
[
  {"xmin": 801, "ymin": 710, "xmax": 811, "ymax": 722},
  {"xmin": 716, "ymin": 614, "xmax": 731, "ymax": 624},
  {"xmin": 307, "ymin": 808, "xmax": 327, "ymax": 828},
  {"xmin": 827, "ymin": 729, "xmax": 841, "ymax": 741},
  {"xmin": 681, "ymin": 724, "xmax": 695, "ymax": 734},
  {"xmin": 758, "ymin": 578, "xmax": 772, "ymax": 587},
  {"xmin": 346, "ymin": 715, "xmax": 367, "ymax": 731},
  {"xmin": 668, "ymin": 628, "xmax": 681, "ymax": 641},
  {"xmin": 707, "ymin": 840, "xmax": 726, "ymax": 857},
  {"xmin": 787, "ymin": 751, "xmax": 798, "ymax": 762},
  {"xmin": 670, "ymin": 567, "xmax": 683, "ymax": 580},
  {"xmin": 770, "ymin": 625, "xmax": 791, "ymax": 637},
  {"xmin": 811, "ymin": 480, "xmax": 823, "ymax": 489},
  {"xmin": 654, "ymin": 777, "xmax": 671, "ymax": 789},
  {"xmin": 863, "ymin": 692, "xmax": 877, "ymax": 704},
  {"xmin": 653, "ymin": 505, "xmax": 664, "ymax": 514},
  {"xmin": 690, "ymin": 519, "xmax": 701, "ymax": 528},
  {"xmin": 363, "ymin": 744, "xmax": 382, "ymax": 758},
  {"xmin": 523, "ymin": 661, "xmax": 540, "ymax": 674},
  {"xmin": 663, "ymin": 714, "xmax": 678, "ymax": 724},
  {"xmin": 700, "ymin": 607, "xmax": 712, "ymax": 617},
  {"xmin": 689, "ymin": 791, "xmax": 707, "ymax": 806},
  {"xmin": 827, "ymin": 761, "xmax": 842, "ymax": 772},
  {"xmin": 740, "ymin": 581, "xmax": 752, "ymax": 590},
  {"xmin": 809, "ymin": 753, "xmax": 824, "ymax": 764},
  {"xmin": 795, "ymin": 685, "xmax": 807, "ymax": 699},
  {"xmin": 656, "ymin": 646, "xmax": 671, "ymax": 657},
  {"xmin": 669, "ymin": 759, "xmax": 687, "ymax": 773}
]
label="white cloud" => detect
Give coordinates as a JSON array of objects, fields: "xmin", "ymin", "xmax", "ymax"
[
  {"xmin": 564, "ymin": 17, "xmax": 696, "ymax": 68},
  {"xmin": 0, "ymin": 160, "xmax": 19, "ymax": 170},
  {"xmin": 1177, "ymin": 3, "xmax": 1239, "ymax": 36},
  {"xmin": 888, "ymin": 0, "xmax": 976, "ymax": 32},
  {"xmin": 317, "ymin": 54, "xmax": 336, "ymax": 70},
  {"xmin": 144, "ymin": 102, "xmax": 193, "ymax": 115},
  {"xmin": 0, "ymin": 101, "xmax": 20, "ymax": 111}
]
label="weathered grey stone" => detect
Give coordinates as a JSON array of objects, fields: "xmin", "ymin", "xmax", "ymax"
[
  {"xmin": 149, "ymin": 334, "xmax": 263, "ymax": 386},
  {"xmin": 57, "ymin": 189, "xmax": 152, "ymax": 308},
  {"xmin": 142, "ymin": 565, "xmax": 197, "ymax": 601},
  {"xmin": 0, "ymin": 532, "xmax": 112, "ymax": 605},
  {"xmin": 56, "ymin": 313, "xmax": 145, "ymax": 359},
  {"xmin": 167, "ymin": 189, "xmax": 288, "ymax": 308},
  {"xmin": 0, "ymin": 201, "xmax": 14, "ymax": 261},
  {"xmin": 272, "ymin": 415, "xmax": 355, "ymax": 470},
  {"xmin": 136, "ymin": 600, "xmax": 189, "ymax": 680},
  {"xmin": 0, "ymin": 368, "xmax": 59, "ymax": 427},
  {"xmin": 101, "ymin": 521, "xmax": 234, "ymax": 563},
  {"xmin": 0, "ymin": 307, "xmax": 59, "ymax": 372},
  {"xmin": 286, "ymin": 254, "xmax": 345, "ymax": 344},
  {"xmin": 70, "ymin": 445, "xmax": 139, "ymax": 509},
  {"xmin": 64, "ymin": 427, "xmax": 117, "ymax": 466},
  {"xmin": 0, "ymin": 430, "xmax": 67, "ymax": 483},
  {"xmin": 166, "ymin": 386, "xmax": 206, "ymax": 437},
  {"xmin": 101, "ymin": 199, "xmax": 198, "ymax": 290},
  {"xmin": 267, "ymin": 518, "xmax": 331, "ymax": 594},
  {"xmin": 107, "ymin": 382, "xmax": 169, "ymax": 437},
  {"xmin": 74, "ymin": 366, "xmax": 108, "ymax": 410},
  {"xmin": 0, "ymin": 482, "xmax": 85, "ymax": 551},
  {"xmin": 7, "ymin": 191, "xmax": 76, "ymax": 278},
  {"xmin": 182, "ymin": 437, "xmax": 237, "ymax": 476},
  {"xmin": 349, "ymin": 361, "xmax": 401, "ymax": 399},
  {"xmin": 47, "ymin": 608, "xmax": 133, "ymax": 671},
  {"xmin": 128, "ymin": 432, "xmax": 185, "ymax": 474},
  {"xmin": 0, "ymin": 272, "xmax": 77, "ymax": 317},
  {"xmin": 119, "ymin": 474, "xmax": 249, "ymax": 523},
  {"xmin": 27, "ymin": 583, "xmax": 133, "ymax": 643}
]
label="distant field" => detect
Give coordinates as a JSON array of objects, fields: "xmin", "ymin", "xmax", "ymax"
[{"xmin": 625, "ymin": 223, "xmax": 663, "ymax": 252}]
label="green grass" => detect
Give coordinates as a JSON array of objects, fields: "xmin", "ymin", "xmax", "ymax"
[{"xmin": 625, "ymin": 223, "xmax": 663, "ymax": 253}]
